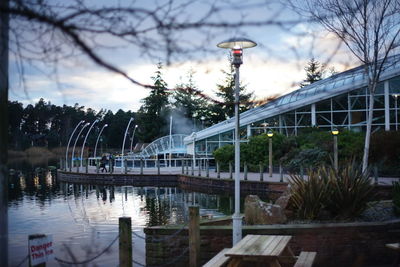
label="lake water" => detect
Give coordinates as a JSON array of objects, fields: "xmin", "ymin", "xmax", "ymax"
[{"xmin": 8, "ymin": 159, "xmax": 234, "ymax": 266}]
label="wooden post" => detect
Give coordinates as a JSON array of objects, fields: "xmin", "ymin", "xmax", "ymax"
[
  {"xmin": 189, "ymin": 206, "xmax": 200, "ymax": 267},
  {"xmin": 85, "ymin": 159, "xmax": 88, "ymax": 174},
  {"xmin": 244, "ymin": 162, "xmax": 248, "ymax": 181},
  {"xmin": 279, "ymin": 164, "xmax": 283, "ymax": 182},
  {"xmin": 186, "ymin": 160, "xmax": 189, "ymax": 175},
  {"xmin": 157, "ymin": 160, "xmax": 160, "ymax": 175},
  {"xmin": 374, "ymin": 165, "xmax": 379, "ymax": 185},
  {"xmin": 217, "ymin": 162, "xmax": 220, "ymax": 179},
  {"xmin": 140, "ymin": 159, "xmax": 143, "ymax": 175},
  {"xmin": 229, "ymin": 161, "xmax": 233, "ymax": 179},
  {"xmin": 259, "ymin": 162, "xmax": 263, "ymax": 182},
  {"xmin": 110, "ymin": 159, "xmax": 113, "ymax": 174},
  {"xmin": 198, "ymin": 163, "xmax": 201, "ymax": 177},
  {"xmin": 191, "ymin": 161, "xmax": 194, "ymax": 176},
  {"xmin": 181, "ymin": 159, "xmax": 185, "ymax": 174},
  {"xmin": 206, "ymin": 160, "xmax": 209, "ymax": 178},
  {"xmin": 96, "ymin": 159, "xmax": 99, "ymax": 174},
  {"xmin": 69, "ymin": 160, "xmax": 72, "ymax": 172},
  {"xmin": 124, "ymin": 159, "xmax": 128, "ymax": 174},
  {"xmin": 119, "ymin": 217, "xmax": 132, "ymax": 267}
]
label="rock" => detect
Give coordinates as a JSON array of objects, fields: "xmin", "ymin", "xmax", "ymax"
[
  {"xmin": 244, "ymin": 195, "xmax": 287, "ymax": 225},
  {"xmin": 275, "ymin": 194, "xmax": 290, "ymax": 210}
]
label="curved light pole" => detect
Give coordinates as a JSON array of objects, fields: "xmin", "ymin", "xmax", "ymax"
[
  {"xmin": 218, "ymin": 37, "xmax": 257, "ymax": 246},
  {"xmin": 65, "ymin": 120, "xmax": 85, "ymax": 169},
  {"xmin": 80, "ymin": 119, "xmax": 99, "ymax": 167},
  {"xmin": 267, "ymin": 130, "xmax": 274, "ymax": 177},
  {"xmin": 129, "ymin": 124, "xmax": 138, "ymax": 153},
  {"xmin": 71, "ymin": 122, "xmax": 90, "ymax": 169},
  {"xmin": 121, "ymin": 117, "xmax": 134, "ymax": 172},
  {"xmin": 94, "ymin": 124, "xmax": 108, "ymax": 158}
]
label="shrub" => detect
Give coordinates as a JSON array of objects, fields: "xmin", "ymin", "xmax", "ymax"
[
  {"xmin": 287, "ymin": 148, "xmax": 328, "ymax": 172},
  {"xmin": 325, "ymin": 163, "xmax": 375, "ymax": 219},
  {"xmin": 288, "ymin": 168, "xmax": 330, "ymax": 220},
  {"xmin": 288, "ymin": 162, "xmax": 375, "ymax": 220}
]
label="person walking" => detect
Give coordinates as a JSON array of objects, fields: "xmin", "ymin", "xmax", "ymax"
[{"xmin": 100, "ymin": 155, "xmax": 108, "ymax": 172}]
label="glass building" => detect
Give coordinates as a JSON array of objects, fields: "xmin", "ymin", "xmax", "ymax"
[{"xmin": 184, "ymin": 55, "xmax": 400, "ymax": 157}]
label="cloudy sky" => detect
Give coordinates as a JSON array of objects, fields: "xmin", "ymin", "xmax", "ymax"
[{"xmin": 8, "ymin": 0, "xmax": 357, "ymax": 113}]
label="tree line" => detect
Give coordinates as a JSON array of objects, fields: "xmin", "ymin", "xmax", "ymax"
[{"xmin": 8, "ymin": 61, "xmax": 255, "ymax": 151}]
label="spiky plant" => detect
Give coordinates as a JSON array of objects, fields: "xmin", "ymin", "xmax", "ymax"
[{"xmin": 288, "ymin": 168, "xmax": 331, "ymax": 220}]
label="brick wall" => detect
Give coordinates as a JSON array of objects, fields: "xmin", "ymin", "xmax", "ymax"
[{"xmin": 144, "ymin": 219, "xmax": 400, "ymax": 266}]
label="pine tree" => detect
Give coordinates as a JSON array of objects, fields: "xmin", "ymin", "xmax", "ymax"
[
  {"xmin": 137, "ymin": 62, "xmax": 170, "ymax": 142},
  {"xmin": 300, "ymin": 58, "xmax": 324, "ymax": 87},
  {"xmin": 211, "ymin": 61, "xmax": 254, "ymax": 122}
]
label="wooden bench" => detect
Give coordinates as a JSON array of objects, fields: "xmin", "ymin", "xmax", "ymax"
[
  {"xmin": 293, "ymin": 251, "xmax": 317, "ymax": 267},
  {"xmin": 203, "ymin": 248, "xmax": 230, "ymax": 267}
]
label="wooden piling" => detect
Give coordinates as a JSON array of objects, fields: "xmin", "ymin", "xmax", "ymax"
[
  {"xmin": 259, "ymin": 162, "xmax": 263, "ymax": 182},
  {"xmin": 157, "ymin": 160, "xmax": 160, "ymax": 175},
  {"xmin": 191, "ymin": 161, "xmax": 194, "ymax": 176},
  {"xmin": 198, "ymin": 163, "xmax": 201, "ymax": 177},
  {"xmin": 124, "ymin": 159, "xmax": 128, "ymax": 174},
  {"xmin": 85, "ymin": 159, "xmax": 88, "ymax": 174},
  {"xmin": 140, "ymin": 159, "xmax": 144, "ymax": 175},
  {"xmin": 244, "ymin": 162, "xmax": 248, "ymax": 181},
  {"xmin": 119, "ymin": 217, "xmax": 132, "ymax": 267},
  {"xmin": 189, "ymin": 206, "xmax": 200, "ymax": 267},
  {"xmin": 181, "ymin": 159, "xmax": 185, "ymax": 174},
  {"xmin": 229, "ymin": 161, "xmax": 233, "ymax": 179},
  {"xmin": 96, "ymin": 159, "xmax": 99, "ymax": 174},
  {"xmin": 279, "ymin": 164, "xmax": 283, "ymax": 182},
  {"xmin": 206, "ymin": 160, "xmax": 209, "ymax": 178},
  {"xmin": 217, "ymin": 162, "xmax": 220, "ymax": 179}
]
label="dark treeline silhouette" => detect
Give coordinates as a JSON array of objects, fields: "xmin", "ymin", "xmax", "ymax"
[{"xmin": 8, "ymin": 98, "xmax": 134, "ymax": 150}]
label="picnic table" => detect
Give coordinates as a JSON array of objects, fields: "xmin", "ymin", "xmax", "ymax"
[
  {"xmin": 225, "ymin": 234, "xmax": 296, "ymax": 267},
  {"xmin": 386, "ymin": 243, "xmax": 400, "ymax": 266}
]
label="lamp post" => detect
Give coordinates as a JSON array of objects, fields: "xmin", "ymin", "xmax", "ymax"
[
  {"xmin": 129, "ymin": 125, "xmax": 138, "ymax": 153},
  {"xmin": 94, "ymin": 124, "xmax": 108, "ymax": 158},
  {"xmin": 217, "ymin": 37, "xmax": 257, "ymax": 245},
  {"xmin": 80, "ymin": 119, "xmax": 99, "ymax": 167},
  {"xmin": 267, "ymin": 130, "xmax": 274, "ymax": 177},
  {"xmin": 65, "ymin": 120, "xmax": 85, "ymax": 170},
  {"xmin": 71, "ymin": 122, "xmax": 90, "ymax": 169},
  {"xmin": 121, "ymin": 117, "xmax": 134, "ymax": 173},
  {"xmin": 331, "ymin": 128, "xmax": 339, "ymax": 171},
  {"xmin": 393, "ymin": 94, "xmax": 399, "ymax": 130}
]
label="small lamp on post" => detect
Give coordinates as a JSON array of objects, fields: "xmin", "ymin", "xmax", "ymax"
[
  {"xmin": 267, "ymin": 130, "xmax": 274, "ymax": 177},
  {"xmin": 217, "ymin": 37, "xmax": 257, "ymax": 246},
  {"xmin": 331, "ymin": 128, "xmax": 339, "ymax": 171}
]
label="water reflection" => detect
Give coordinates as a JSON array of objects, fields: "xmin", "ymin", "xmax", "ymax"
[{"xmin": 8, "ymin": 161, "xmax": 234, "ymax": 266}]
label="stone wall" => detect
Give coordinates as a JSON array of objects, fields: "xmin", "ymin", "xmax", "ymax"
[{"xmin": 144, "ymin": 219, "xmax": 400, "ymax": 266}]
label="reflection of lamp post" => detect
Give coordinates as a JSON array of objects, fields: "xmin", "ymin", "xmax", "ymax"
[
  {"xmin": 130, "ymin": 125, "xmax": 138, "ymax": 153},
  {"xmin": 218, "ymin": 37, "xmax": 257, "ymax": 245},
  {"xmin": 65, "ymin": 120, "xmax": 85, "ymax": 170},
  {"xmin": 94, "ymin": 124, "xmax": 108, "ymax": 158},
  {"xmin": 80, "ymin": 119, "xmax": 99, "ymax": 167},
  {"xmin": 121, "ymin": 117, "xmax": 134, "ymax": 172},
  {"xmin": 267, "ymin": 130, "xmax": 274, "ymax": 177},
  {"xmin": 331, "ymin": 128, "xmax": 339, "ymax": 171},
  {"xmin": 393, "ymin": 94, "xmax": 399, "ymax": 130},
  {"xmin": 71, "ymin": 122, "xmax": 90, "ymax": 169},
  {"xmin": 191, "ymin": 132, "xmax": 197, "ymax": 168}
]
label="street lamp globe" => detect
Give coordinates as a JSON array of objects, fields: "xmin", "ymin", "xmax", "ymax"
[
  {"xmin": 267, "ymin": 130, "xmax": 274, "ymax": 138},
  {"xmin": 331, "ymin": 128, "xmax": 339, "ymax": 135}
]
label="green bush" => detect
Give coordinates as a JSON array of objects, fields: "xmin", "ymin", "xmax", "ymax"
[
  {"xmin": 287, "ymin": 148, "xmax": 328, "ymax": 172},
  {"xmin": 288, "ymin": 162, "xmax": 375, "ymax": 220}
]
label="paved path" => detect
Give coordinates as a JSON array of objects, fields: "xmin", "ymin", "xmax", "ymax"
[{"xmin": 64, "ymin": 166, "xmax": 399, "ymax": 186}]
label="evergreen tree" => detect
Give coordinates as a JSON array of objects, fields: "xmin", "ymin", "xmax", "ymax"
[
  {"xmin": 172, "ymin": 69, "xmax": 209, "ymax": 132},
  {"xmin": 210, "ymin": 61, "xmax": 254, "ymax": 123},
  {"xmin": 137, "ymin": 62, "xmax": 170, "ymax": 142},
  {"xmin": 300, "ymin": 58, "xmax": 324, "ymax": 87}
]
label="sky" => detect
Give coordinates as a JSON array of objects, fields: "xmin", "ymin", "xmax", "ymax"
[{"xmin": 8, "ymin": 0, "xmax": 357, "ymax": 113}]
